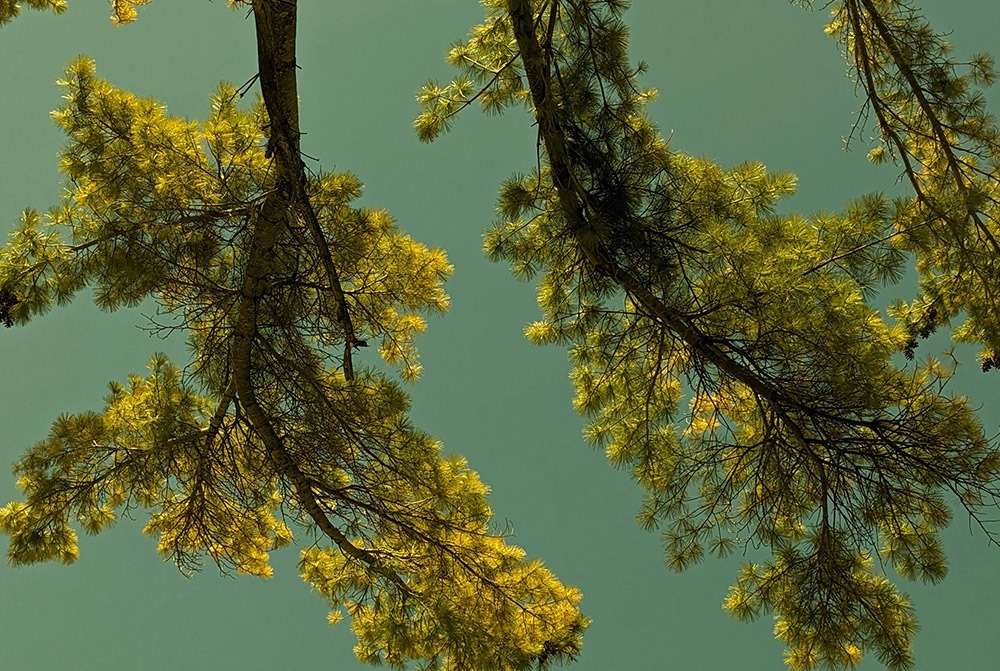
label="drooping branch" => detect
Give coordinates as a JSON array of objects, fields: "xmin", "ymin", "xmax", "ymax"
[
  {"xmin": 832, "ymin": 0, "xmax": 1000, "ymax": 342},
  {"xmin": 505, "ymin": 0, "xmax": 821, "ymax": 443},
  {"xmin": 847, "ymin": 0, "xmax": 1000, "ymax": 257}
]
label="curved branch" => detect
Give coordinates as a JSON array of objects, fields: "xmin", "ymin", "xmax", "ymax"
[{"xmin": 228, "ymin": 0, "xmax": 411, "ymax": 597}]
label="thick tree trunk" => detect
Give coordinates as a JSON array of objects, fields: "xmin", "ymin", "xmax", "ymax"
[{"xmin": 229, "ymin": 0, "xmax": 411, "ymax": 595}]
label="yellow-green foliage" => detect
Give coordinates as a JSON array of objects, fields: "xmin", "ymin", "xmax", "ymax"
[
  {"xmin": 0, "ymin": 355, "xmax": 291, "ymax": 577},
  {"xmin": 0, "ymin": 0, "xmax": 66, "ymax": 26},
  {"xmin": 1, "ymin": 51, "xmax": 587, "ymax": 670},
  {"xmin": 826, "ymin": 0, "xmax": 1000, "ymax": 362},
  {"xmin": 301, "ymin": 526, "xmax": 586, "ymax": 671},
  {"xmin": 4, "ymin": 57, "xmax": 451, "ymax": 382},
  {"xmin": 417, "ymin": 1, "xmax": 1000, "ymax": 669},
  {"xmin": 0, "ymin": 0, "xmax": 249, "ymax": 27}
]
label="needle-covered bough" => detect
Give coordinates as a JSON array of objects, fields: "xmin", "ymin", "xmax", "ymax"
[
  {"xmin": 415, "ymin": 1, "xmax": 1000, "ymax": 669},
  {"xmin": 0, "ymin": 2, "xmax": 588, "ymax": 669}
]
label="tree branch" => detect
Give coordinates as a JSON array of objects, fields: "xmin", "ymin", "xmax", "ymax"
[{"xmin": 228, "ymin": 0, "xmax": 412, "ymax": 597}]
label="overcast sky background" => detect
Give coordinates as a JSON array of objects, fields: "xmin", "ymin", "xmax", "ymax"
[{"xmin": 1, "ymin": 1, "xmax": 998, "ymax": 669}]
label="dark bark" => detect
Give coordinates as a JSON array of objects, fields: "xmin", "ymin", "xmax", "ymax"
[
  {"xmin": 231, "ymin": 0, "xmax": 411, "ymax": 596},
  {"xmin": 505, "ymin": 0, "xmax": 833, "ymax": 521}
]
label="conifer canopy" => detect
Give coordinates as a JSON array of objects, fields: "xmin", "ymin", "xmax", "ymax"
[{"xmin": 2, "ymin": 1, "xmax": 1000, "ymax": 670}]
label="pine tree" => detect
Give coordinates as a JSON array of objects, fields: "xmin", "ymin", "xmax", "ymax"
[
  {"xmin": 0, "ymin": 2, "xmax": 588, "ymax": 670},
  {"xmin": 826, "ymin": 0, "xmax": 1000, "ymax": 370},
  {"xmin": 415, "ymin": 1, "xmax": 1000, "ymax": 669}
]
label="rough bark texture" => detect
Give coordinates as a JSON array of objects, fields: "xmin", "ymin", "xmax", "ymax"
[{"xmin": 231, "ymin": 0, "xmax": 410, "ymax": 595}]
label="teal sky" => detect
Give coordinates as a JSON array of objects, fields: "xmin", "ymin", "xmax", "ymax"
[{"xmin": 1, "ymin": 1, "xmax": 998, "ymax": 669}]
